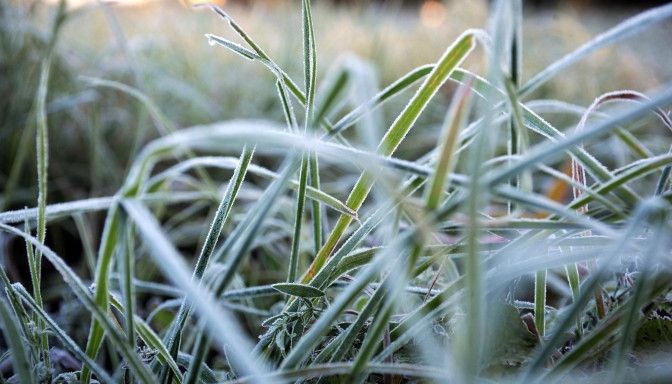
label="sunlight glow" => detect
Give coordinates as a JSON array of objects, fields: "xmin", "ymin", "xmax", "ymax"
[{"xmin": 420, "ymin": 0, "xmax": 446, "ymax": 28}]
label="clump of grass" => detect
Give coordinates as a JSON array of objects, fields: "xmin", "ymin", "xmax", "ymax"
[{"xmin": 1, "ymin": 1, "xmax": 672, "ymax": 383}]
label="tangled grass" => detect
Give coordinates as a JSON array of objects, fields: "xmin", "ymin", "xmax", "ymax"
[{"xmin": 1, "ymin": 1, "xmax": 672, "ymax": 383}]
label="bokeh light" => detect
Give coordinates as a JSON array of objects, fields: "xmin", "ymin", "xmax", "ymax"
[{"xmin": 420, "ymin": 0, "xmax": 446, "ymax": 28}]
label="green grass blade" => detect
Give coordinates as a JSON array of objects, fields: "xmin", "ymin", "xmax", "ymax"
[
  {"xmin": 288, "ymin": 155, "xmax": 309, "ymax": 283},
  {"xmin": 118, "ymin": 218, "xmax": 137, "ymax": 354},
  {"xmin": 34, "ymin": 57, "xmax": 52, "ymax": 367},
  {"xmin": 301, "ymin": 0, "xmax": 316, "ymax": 123},
  {"xmin": 312, "ymin": 70, "xmax": 349, "ymax": 128},
  {"xmin": 508, "ymin": 0, "xmax": 523, "ymax": 214},
  {"xmin": 425, "ymin": 81, "xmax": 473, "ymax": 210},
  {"xmin": 503, "ymin": 79, "xmax": 532, "ymax": 194},
  {"xmin": 286, "ymin": 0, "xmax": 316, "ymax": 287},
  {"xmin": 309, "ymin": 154, "xmax": 323, "ymax": 254},
  {"xmin": 276, "ymin": 79, "xmax": 299, "ymax": 131},
  {"xmin": 349, "ymin": 299, "xmax": 397, "ymax": 383},
  {"xmin": 534, "ymin": 269, "xmax": 547, "ymax": 337},
  {"xmin": 564, "ymin": 261, "xmax": 582, "ymax": 336},
  {"xmin": 329, "ymin": 65, "xmax": 433, "ymax": 135},
  {"xmin": 0, "ymin": 264, "xmax": 34, "ymax": 350},
  {"xmin": 376, "ymin": 31, "xmax": 476, "ymax": 156},
  {"xmin": 0, "ymin": 297, "xmax": 34, "ymax": 384},
  {"xmin": 272, "ymin": 283, "xmax": 325, "ymax": 298},
  {"xmin": 205, "ymin": 34, "xmax": 259, "ymax": 60},
  {"xmin": 82, "ymin": 201, "xmax": 122, "ymax": 384}
]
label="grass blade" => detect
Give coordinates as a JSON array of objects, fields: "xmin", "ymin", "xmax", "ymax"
[
  {"xmin": 34, "ymin": 56, "xmax": 52, "ymax": 367},
  {"xmin": 161, "ymin": 146, "xmax": 254, "ymax": 382},
  {"xmin": 425, "ymin": 81, "xmax": 473, "ymax": 210},
  {"xmin": 272, "ymin": 283, "xmax": 325, "ymax": 298},
  {"xmin": 182, "ymin": 154, "xmax": 298, "ymax": 384},
  {"xmin": 287, "ymin": 155, "xmax": 309, "ymax": 283},
  {"xmin": 0, "ymin": 297, "xmax": 34, "ymax": 384},
  {"xmin": 82, "ymin": 201, "xmax": 122, "ymax": 384},
  {"xmin": 520, "ymin": 3, "xmax": 672, "ymax": 96}
]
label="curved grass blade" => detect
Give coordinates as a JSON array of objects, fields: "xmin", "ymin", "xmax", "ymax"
[
  {"xmin": 452, "ymin": 68, "xmax": 641, "ymax": 206},
  {"xmin": 486, "ymin": 85, "xmax": 672, "ymax": 191},
  {"xmin": 520, "ymin": 3, "xmax": 672, "ymax": 97},
  {"xmin": 309, "ymin": 155, "xmax": 323, "ymax": 253},
  {"xmin": 81, "ymin": 76, "xmax": 215, "ymax": 189},
  {"xmin": 301, "ymin": 0, "xmax": 316, "ymax": 123},
  {"xmin": 146, "ymin": 156, "xmax": 356, "ymax": 219},
  {"xmin": 0, "ymin": 192, "xmax": 207, "ymax": 225}
]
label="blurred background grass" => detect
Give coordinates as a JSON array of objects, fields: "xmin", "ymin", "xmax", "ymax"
[{"xmin": 1, "ymin": 0, "xmax": 670, "ymax": 285}]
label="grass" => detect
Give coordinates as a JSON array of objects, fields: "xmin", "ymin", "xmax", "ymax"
[{"xmin": 1, "ymin": 0, "xmax": 672, "ymax": 383}]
